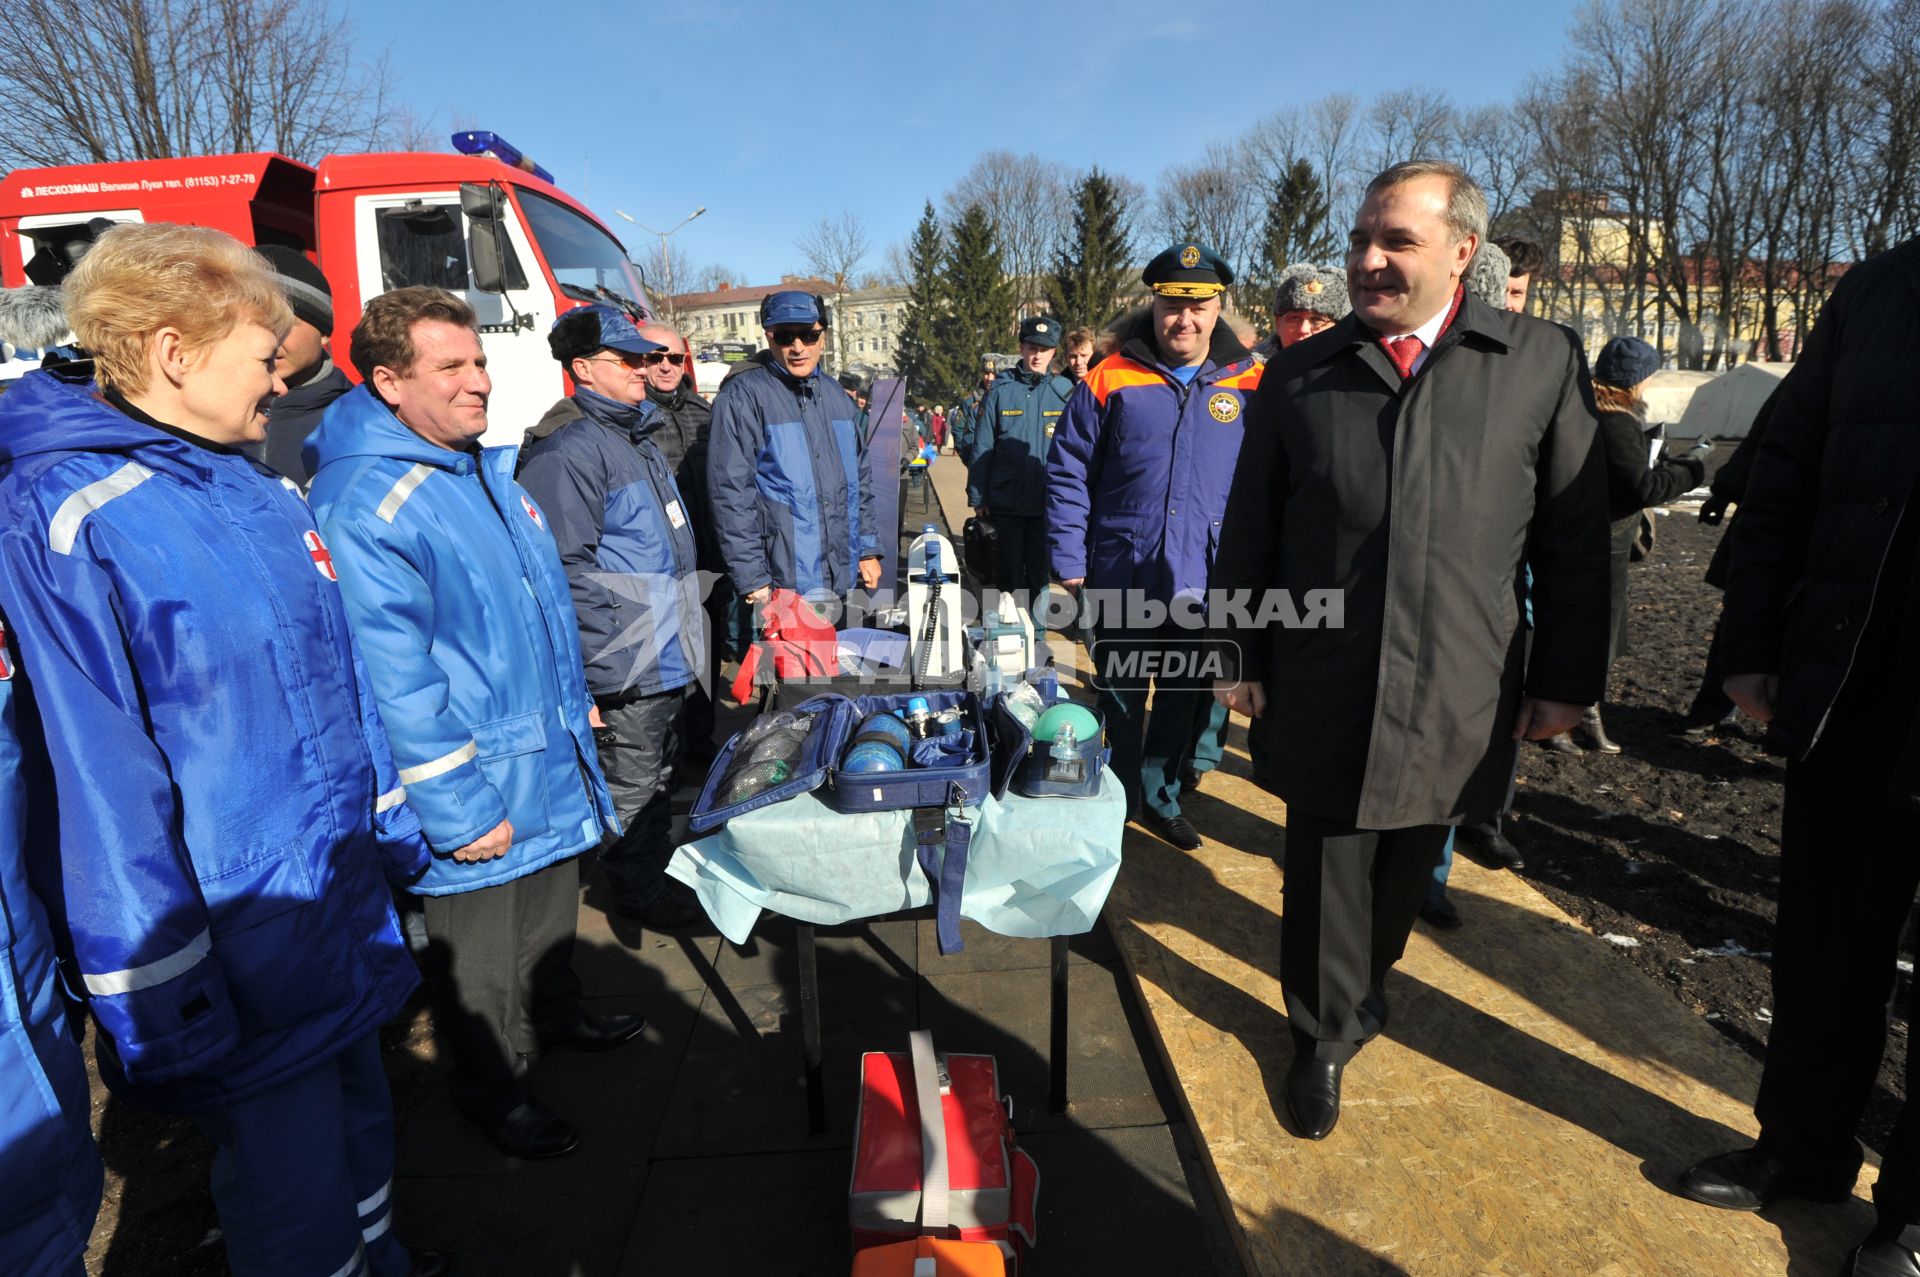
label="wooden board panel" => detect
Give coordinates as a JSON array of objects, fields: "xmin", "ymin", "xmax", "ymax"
[{"xmin": 1105, "ymin": 740, "xmax": 1878, "ymax": 1276}]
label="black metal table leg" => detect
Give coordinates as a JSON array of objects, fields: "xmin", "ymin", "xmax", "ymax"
[
  {"xmin": 1049, "ymin": 933, "xmax": 1069, "ymax": 1113},
  {"xmin": 798, "ymin": 921, "xmax": 826, "ymax": 1137}
]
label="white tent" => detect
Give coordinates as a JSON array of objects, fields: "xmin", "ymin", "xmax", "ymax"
[
  {"xmin": 1678, "ymin": 362, "xmax": 1792, "ymax": 440},
  {"xmin": 1641, "ymin": 370, "xmax": 1715, "ymax": 427}
]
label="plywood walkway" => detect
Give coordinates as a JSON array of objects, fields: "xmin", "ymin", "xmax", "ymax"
[{"xmin": 1105, "ymin": 730, "xmax": 1878, "ymax": 1277}]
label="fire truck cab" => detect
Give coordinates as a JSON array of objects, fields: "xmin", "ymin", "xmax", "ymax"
[{"xmin": 0, "ymin": 136, "xmax": 652, "ymax": 448}]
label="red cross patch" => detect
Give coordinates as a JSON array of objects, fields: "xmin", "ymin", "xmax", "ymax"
[
  {"xmin": 0, "ymin": 619, "xmax": 12, "ymax": 681},
  {"xmin": 521, "ymin": 494, "xmax": 544, "ymax": 529},
  {"xmin": 304, "ymin": 529, "xmax": 338, "ymax": 582}
]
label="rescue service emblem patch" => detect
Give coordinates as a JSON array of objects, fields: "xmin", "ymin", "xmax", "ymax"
[
  {"xmin": 1179, "ymin": 245, "xmax": 1201, "ymax": 269},
  {"xmin": 0, "ymin": 619, "xmax": 12, "ymax": 680},
  {"xmin": 1208, "ymin": 392, "xmax": 1241, "ymax": 423},
  {"xmin": 304, "ymin": 529, "xmax": 338, "ymax": 581},
  {"xmin": 521, "ymin": 495, "xmax": 544, "ymax": 529}
]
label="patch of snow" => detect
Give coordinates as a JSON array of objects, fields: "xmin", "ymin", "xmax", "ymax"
[
  {"xmin": 1756, "ymin": 1007, "xmax": 1774, "ymax": 1024},
  {"xmin": 1694, "ymin": 939, "xmax": 1770, "ymax": 960},
  {"xmin": 1601, "ymin": 933, "xmax": 1642, "ymax": 948},
  {"xmin": 1899, "ymin": 960, "xmax": 1914, "ymax": 975}
]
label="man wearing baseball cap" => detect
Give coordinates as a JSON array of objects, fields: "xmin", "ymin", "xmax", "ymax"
[
  {"xmin": 708, "ymin": 289, "xmax": 882, "ymax": 610},
  {"xmin": 519, "ymin": 304, "xmax": 708, "ymax": 931},
  {"xmin": 968, "ymin": 315, "xmax": 1075, "ymax": 607}
]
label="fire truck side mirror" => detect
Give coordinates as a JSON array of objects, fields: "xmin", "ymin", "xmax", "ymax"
[{"xmin": 460, "ymin": 182, "xmax": 523, "ymax": 295}]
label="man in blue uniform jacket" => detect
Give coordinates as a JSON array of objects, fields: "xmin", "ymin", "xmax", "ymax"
[
  {"xmin": 307, "ymin": 288, "xmax": 641, "ymax": 1163},
  {"xmin": 708, "ymin": 290, "xmax": 883, "ymax": 615},
  {"xmin": 1045, "ymin": 244, "xmax": 1264, "ymax": 852},
  {"xmin": 519, "ymin": 305, "xmax": 707, "ymax": 931},
  {"xmin": 968, "ymin": 315, "xmax": 1074, "ymax": 609}
]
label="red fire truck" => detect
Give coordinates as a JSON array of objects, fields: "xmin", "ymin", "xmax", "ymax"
[{"xmin": 0, "ymin": 133, "xmax": 653, "ymax": 445}]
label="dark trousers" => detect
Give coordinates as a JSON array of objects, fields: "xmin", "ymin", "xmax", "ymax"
[
  {"xmin": 1093, "ymin": 623, "xmax": 1208, "ymax": 821},
  {"xmin": 421, "ymin": 857, "xmax": 583, "ymax": 1115},
  {"xmin": 192, "ymin": 1034, "xmax": 410, "ymax": 1277},
  {"xmin": 994, "ymin": 512, "xmax": 1051, "ymax": 611},
  {"xmin": 1685, "ymin": 612, "xmax": 1736, "ymax": 725},
  {"xmin": 1755, "ymin": 712, "xmax": 1920, "ymax": 1239},
  {"xmin": 1281, "ymin": 809, "xmax": 1453, "ymax": 1063},
  {"xmin": 595, "ymin": 688, "xmax": 685, "ymax": 909}
]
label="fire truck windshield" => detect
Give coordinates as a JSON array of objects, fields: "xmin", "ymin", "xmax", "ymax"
[{"xmin": 517, "ymin": 188, "xmax": 651, "ymax": 317}]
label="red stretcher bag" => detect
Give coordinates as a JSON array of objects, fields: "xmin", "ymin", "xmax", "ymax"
[{"xmin": 849, "ymin": 1030, "xmax": 1039, "ymax": 1273}]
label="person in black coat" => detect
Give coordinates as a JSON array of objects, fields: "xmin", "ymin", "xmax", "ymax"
[
  {"xmin": 1213, "ymin": 161, "xmax": 1611, "ymax": 1141},
  {"xmin": 245, "ymin": 244, "xmax": 350, "ymax": 487},
  {"xmin": 1541, "ymin": 335, "xmax": 1711, "ymax": 754},
  {"xmin": 1678, "ymin": 235, "xmax": 1920, "ymax": 1277}
]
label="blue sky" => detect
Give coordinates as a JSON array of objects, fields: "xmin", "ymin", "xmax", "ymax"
[{"xmin": 380, "ymin": 0, "xmax": 1582, "ymax": 284}]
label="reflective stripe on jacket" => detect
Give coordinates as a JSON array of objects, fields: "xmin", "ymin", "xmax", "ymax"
[
  {"xmin": 0, "ymin": 369, "xmax": 423, "ymax": 1112},
  {"xmin": 1045, "ymin": 324, "xmax": 1263, "ymax": 601},
  {"xmin": 306, "ymin": 385, "xmax": 618, "ymax": 894}
]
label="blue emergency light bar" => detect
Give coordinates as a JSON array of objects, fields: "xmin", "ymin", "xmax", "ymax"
[{"xmin": 450, "ymin": 131, "xmax": 556, "ymax": 185}]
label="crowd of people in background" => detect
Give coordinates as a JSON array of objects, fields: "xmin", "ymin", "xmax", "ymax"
[{"xmin": 1, "ymin": 149, "xmax": 1916, "ymax": 1277}]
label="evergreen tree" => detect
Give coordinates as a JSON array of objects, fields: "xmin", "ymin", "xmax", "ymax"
[
  {"xmin": 893, "ymin": 202, "xmax": 957, "ymax": 405},
  {"xmin": 936, "ymin": 203, "xmax": 1015, "ymax": 400},
  {"xmin": 1046, "ymin": 166, "xmax": 1135, "ymax": 332},
  {"xmin": 1256, "ymin": 160, "xmax": 1339, "ymax": 288}
]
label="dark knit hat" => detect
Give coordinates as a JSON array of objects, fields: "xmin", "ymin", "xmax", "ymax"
[
  {"xmin": 254, "ymin": 244, "xmax": 334, "ymax": 333},
  {"xmin": 1594, "ymin": 335, "xmax": 1661, "ymax": 388}
]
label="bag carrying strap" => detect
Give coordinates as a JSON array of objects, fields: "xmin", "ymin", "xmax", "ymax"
[
  {"xmin": 909, "ymin": 1029, "xmax": 950, "ymax": 1234},
  {"xmin": 913, "ymin": 796, "xmax": 972, "ymax": 956}
]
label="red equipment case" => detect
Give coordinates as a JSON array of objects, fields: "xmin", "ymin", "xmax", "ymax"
[{"xmin": 850, "ymin": 1030, "xmax": 1039, "ymax": 1272}]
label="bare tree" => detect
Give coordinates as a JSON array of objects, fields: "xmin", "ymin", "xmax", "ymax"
[
  {"xmin": 797, "ymin": 210, "xmax": 872, "ymax": 292},
  {"xmin": 943, "ymin": 151, "xmax": 1069, "ymax": 318},
  {"xmin": 1152, "ymin": 141, "xmax": 1258, "ymax": 303},
  {"xmin": 1366, "ymin": 87, "xmax": 1458, "ymax": 174},
  {"xmin": 638, "ymin": 239, "xmax": 696, "ymax": 325},
  {"xmin": 1451, "ymin": 104, "xmax": 1537, "ymax": 228},
  {"xmin": 0, "ymin": 0, "xmax": 405, "ymax": 168}
]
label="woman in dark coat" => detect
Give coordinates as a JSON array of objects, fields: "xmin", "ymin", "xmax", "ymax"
[{"xmin": 1552, "ymin": 334, "xmax": 1712, "ymax": 753}]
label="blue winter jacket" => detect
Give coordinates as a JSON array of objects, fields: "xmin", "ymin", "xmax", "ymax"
[
  {"xmin": 517, "ymin": 390, "xmax": 706, "ymax": 700},
  {"xmin": 0, "ymin": 626, "xmax": 102, "ymax": 1276},
  {"xmin": 1045, "ymin": 325, "xmax": 1264, "ymax": 603},
  {"xmin": 707, "ymin": 360, "xmax": 878, "ymax": 597},
  {"xmin": 0, "ymin": 369, "xmax": 425, "ymax": 1115},
  {"xmin": 967, "ymin": 365, "xmax": 1074, "ymax": 515},
  {"xmin": 306, "ymin": 386, "xmax": 618, "ymax": 893}
]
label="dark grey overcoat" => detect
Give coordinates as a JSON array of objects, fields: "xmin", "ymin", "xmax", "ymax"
[{"xmin": 1214, "ymin": 290, "xmax": 1611, "ymax": 828}]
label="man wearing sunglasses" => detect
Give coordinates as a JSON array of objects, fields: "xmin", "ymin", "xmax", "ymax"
[
  {"xmin": 708, "ymin": 290, "xmax": 882, "ymax": 614},
  {"xmin": 637, "ymin": 322, "xmax": 730, "ymax": 771},
  {"xmin": 519, "ymin": 304, "xmax": 708, "ymax": 931}
]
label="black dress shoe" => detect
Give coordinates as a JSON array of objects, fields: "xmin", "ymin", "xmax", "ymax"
[
  {"xmin": 1143, "ymin": 812, "xmax": 1202, "ymax": 851},
  {"xmin": 409, "ymin": 1251, "xmax": 452, "ymax": 1277},
  {"xmin": 540, "ymin": 1010, "xmax": 647, "ymax": 1053},
  {"xmin": 1181, "ymin": 768, "xmax": 1204, "ymax": 789},
  {"xmin": 1677, "ymin": 1146, "xmax": 1854, "ymax": 1212},
  {"xmin": 1460, "ymin": 829, "xmax": 1525, "ymax": 871},
  {"xmin": 1420, "ymin": 895, "xmax": 1463, "ymax": 929},
  {"xmin": 1844, "ymin": 1239, "xmax": 1920, "ymax": 1276},
  {"xmin": 465, "ymin": 1098, "xmax": 579, "ymax": 1160},
  {"xmin": 1285, "ymin": 1054, "xmax": 1343, "ymax": 1140}
]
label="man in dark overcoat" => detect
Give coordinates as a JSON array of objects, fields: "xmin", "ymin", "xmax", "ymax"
[
  {"xmin": 1213, "ymin": 160, "xmax": 1611, "ymax": 1139},
  {"xmin": 1678, "ymin": 235, "xmax": 1920, "ymax": 1277}
]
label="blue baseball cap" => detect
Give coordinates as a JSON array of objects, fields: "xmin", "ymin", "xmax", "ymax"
[
  {"xmin": 548, "ymin": 303, "xmax": 664, "ymax": 362},
  {"xmin": 761, "ymin": 290, "xmax": 829, "ymax": 329}
]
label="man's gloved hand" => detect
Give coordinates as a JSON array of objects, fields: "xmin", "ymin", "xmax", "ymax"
[{"xmin": 1699, "ymin": 493, "xmax": 1730, "ymax": 525}]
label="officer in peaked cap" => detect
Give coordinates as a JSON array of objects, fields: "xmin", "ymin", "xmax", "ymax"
[
  {"xmin": 968, "ymin": 314, "xmax": 1073, "ymax": 605},
  {"xmin": 1141, "ymin": 241, "xmax": 1234, "ymax": 298},
  {"xmin": 1044, "ymin": 242, "xmax": 1262, "ymax": 852}
]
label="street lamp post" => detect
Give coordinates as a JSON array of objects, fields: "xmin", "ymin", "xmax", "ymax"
[{"xmin": 615, "ymin": 207, "xmax": 706, "ymax": 320}]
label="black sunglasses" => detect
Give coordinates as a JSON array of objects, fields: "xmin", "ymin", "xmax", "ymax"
[
  {"xmin": 643, "ymin": 351, "xmax": 686, "ymax": 366},
  {"xmin": 771, "ymin": 326, "xmax": 825, "ymax": 347}
]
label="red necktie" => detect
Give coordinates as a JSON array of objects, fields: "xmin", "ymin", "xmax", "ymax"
[{"xmin": 1385, "ymin": 334, "xmax": 1425, "ymax": 379}]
